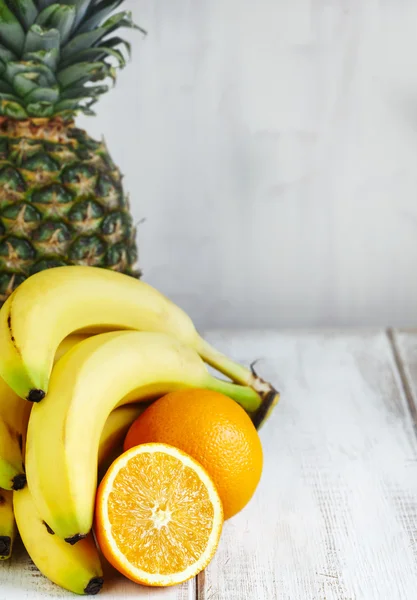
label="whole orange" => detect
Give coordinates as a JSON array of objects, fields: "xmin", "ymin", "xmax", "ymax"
[{"xmin": 123, "ymin": 389, "xmax": 263, "ymax": 519}]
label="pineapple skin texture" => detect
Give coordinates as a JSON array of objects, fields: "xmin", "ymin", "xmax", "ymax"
[{"xmin": 0, "ymin": 119, "xmax": 140, "ymax": 305}]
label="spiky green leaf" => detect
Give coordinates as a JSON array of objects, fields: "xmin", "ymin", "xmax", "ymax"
[
  {"xmin": 0, "ymin": 1, "xmax": 25, "ymax": 55},
  {"xmin": 36, "ymin": 4, "xmax": 76, "ymax": 45},
  {"xmin": 35, "ymin": 0, "xmax": 60, "ymax": 11},
  {"xmin": 13, "ymin": 72, "xmax": 38, "ymax": 97},
  {"xmin": 58, "ymin": 35, "xmax": 130, "ymax": 69},
  {"xmin": 54, "ymin": 96, "xmax": 97, "ymax": 115},
  {"xmin": 61, "ymin": 11, "xmax": 136, "ymax": 60},
  {"xmin": 26, "ymin": 100, "xmax": 54, "ymax": 116},
  {"xmin": 5, "ymin": 61, "xmax": 56, "ymax": 88},
  {"xmin": 0, "ymin": 93, "xmax": 27, "ymax": 116},
  {"xmin": 77, "ymin": 0, "xmax": 123, "ymax": 34},
  {"xmin": 53, "ymin": 98, "xmax": 81, "ymax": 111},
  {"xmin": 24, "ymin": 47, "xmax": 59, "ymax": 70},
  {"xmin": 59, "ymin": 44, "xmax": 125, "ymax": 69},
  {"xmin": 0, "ymin": 43, "xmax": 16, "ymax": 62},
  {"xmin": 57, "ymin": 60, "xmax": 110, "ymax": 87},
  {"xmin": 80, "ymin": 105, "xmax": 96, "ymax": 115},
  {"xmin": 35, "ymin": 3, "xmax": 60, "ymax": 26},
  {"xmin": 7, "ymin": 0, "xmax": 38, "ymax": 30},
  {"xmin": 0, "ymin": 0, "xmax": 141, "ymax": 119},
  {"xmin": 50, "ymin": 5, "xmax": 76, "ymax": 44},
  {"xmin": 25, "ymin": 86, "xmax": 59, "ymax": 103},
  {"xmin": 98, "ymin": 36, "xmax": 131, "ymax": 67},
  {"xmin": 23, "ymin": 24, "xmax": 60, "ymax": 55},
  {"xmin": 102, "ymin": 36, "xmax": 131, "ymax": 57},
  {"xmin": 0, "ymin": 91, "xmax": 22, "ymax": 102},
  {"xmin": 61, "ymin": 83, "xmax": 108, "ymax": 99},
  {"xmin": 60, "ymin": 0, "xmax": 92, "ymax": 29},
  {"xmin": 0, "ymin": 80, "xmax": 14, "ymax": 94},
  {"xmin": 0, "ymin": 99, "xmax": 27, "ymax": 117}
]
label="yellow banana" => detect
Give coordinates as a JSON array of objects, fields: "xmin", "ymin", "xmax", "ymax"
[
  {"xmin": 98, "ymin": 404, "xmax": 146, "ymax": 478},
  {"xmin": 0, "ymin": 490, "xmax": 15, "ymax": 560},
  {"xmin": 14, "ymin": 488, "xmax": 103, "ymax": 595},
  {"xmin": 0, "ymin": 389, "xmax": 30, "ymax": 491},
  {"xmin": 13, "ymin": 406, "xmax": 143, "ymax": 595},
  {"xmin": 0, "ymin": 334, "xmax": 89, "ymax": 491},
  {"xmin": 0, "ymin": 266, "xmax": 277, "ymax": 427},
  {"xmin": 26, "ymin": 331, "xmax": 262, "ymax": 543}
]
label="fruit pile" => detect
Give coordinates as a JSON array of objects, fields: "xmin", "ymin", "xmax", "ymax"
[
  {"xmin": 0, "ymin": 0, "xmax": 279, "ymax": 592},
  {"xmin": 0, "ymin": 266, "xmax": 278, "ymax": 594}
]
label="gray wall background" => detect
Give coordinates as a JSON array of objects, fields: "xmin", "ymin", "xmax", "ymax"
[{"xmin": 78, "ymin": 0, "xmax": 417, "ymax": 328}]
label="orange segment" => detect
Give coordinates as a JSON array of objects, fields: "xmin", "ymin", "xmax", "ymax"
[{"xmin": 94, "ymin": 443, "xmax": 223, "ymax": 587}]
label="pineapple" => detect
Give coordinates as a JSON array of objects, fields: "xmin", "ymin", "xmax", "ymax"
[{"xmin": 0, "ymin": 0, "xmax": 141, "ymax": 304}]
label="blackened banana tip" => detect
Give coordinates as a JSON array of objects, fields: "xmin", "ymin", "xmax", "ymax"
[
  {"xmin": 65, "ymin": 533, "xmax": 87, "ymax": 545},
  {"xmin": 27, "ymin": 389, "xmax": 45, "ymax": 403},
  {"xmin": 84, "ymin": 577, "xmax": 104, "ymax": 595},
  {"xmin": 253, "ymin": 388, "xmax": 280, "ymax": 430},
  {"xmin": 0, "ymin": 536, "xmax": 11, "ymax": 558},
  {"xmin": 12, "ymin": 473, "xmax": 27, "ymax": 491}
]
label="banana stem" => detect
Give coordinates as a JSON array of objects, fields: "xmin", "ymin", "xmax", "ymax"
[
  {"xmin": 197, "ymin": 337, "xmax": 280, "ymax": 429},
  {"xmin": 196, "ymin": 337, "xmax": 253, "ymax": 386},
  {"xmin": 206, "ymin": 377, "xmax": 262, "ymax": 414}
]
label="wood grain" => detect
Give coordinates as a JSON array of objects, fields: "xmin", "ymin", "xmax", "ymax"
[
  {"xmin": 0, "ymin": 537, "xmax": 191, "ymax": 599},
  {"xmin": 198, "ymin": 330, "xmax": 417, "ymax": 599}
]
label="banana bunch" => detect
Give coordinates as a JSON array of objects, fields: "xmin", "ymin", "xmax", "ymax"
[
  {"xmin": 0, "ymin": 266, "xmax": 278, "ymax": 594},
  {"xmin": 14, "ymin": 406, "xmax": 146, "ymax": 595},
  {"xmin": 0, "ymin": 334, "xmax": 89, "ymax": 493}
]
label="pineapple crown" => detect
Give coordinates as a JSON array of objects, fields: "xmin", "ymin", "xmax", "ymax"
[{"xmin": 0, "ymin": 0, "xmax": 141, "ymax": 120}]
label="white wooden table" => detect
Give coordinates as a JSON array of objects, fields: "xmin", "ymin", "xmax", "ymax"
[{"xmin": 2, "ymin": 330, "xmax": 417, "ymax": 600}]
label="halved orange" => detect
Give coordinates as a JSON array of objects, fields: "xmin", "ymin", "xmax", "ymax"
[{"xmin": 94, "ymin": 443, "xmax": 224, "ymax": 587}]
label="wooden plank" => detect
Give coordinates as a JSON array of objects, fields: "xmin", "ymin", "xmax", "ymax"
[
  {"xmin": 198, "ymin": 330, "xmax": 417, "ymax": 600},
  {"xmin": 0, "ymin": 536, "xmax": 192, "ymax": 599}
]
